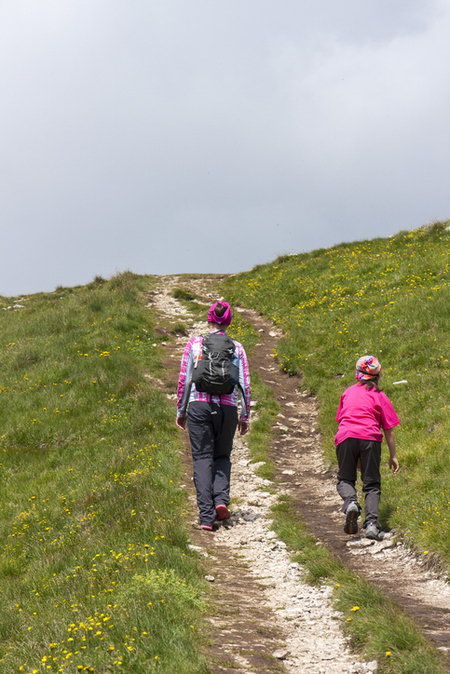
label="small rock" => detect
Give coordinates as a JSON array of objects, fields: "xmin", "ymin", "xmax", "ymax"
[
  {"xmin": 188, "ymin": 544, "xmax": 208, "ymax": 557},
  {"xmin": 347, "ymin": 538, "xmax": 375, "ymax": 548},
  {"xmin": 368, "ymin": 540, "xmax": 396, "ymax": 554},
  {"xmin": 252, "ymin": 461, "xmax": 266, "ymax": 469},
  {"xmin": 204, "ymin": 575, "xmax": 215, "ymax": 582},
  {"xmin": 188, "ymin": 544, "xmax": 202, "ymax": 552},
  {"xmin": 282, "ymin": 470, "xmax": 295, "ymax": 475},
  {"xmin": 273, "ymin": 649, "xmax": 290, "ymax": 660},
  {"xmin": 366, "ymin": 660, "xmax": 378, "ymax": 672}
]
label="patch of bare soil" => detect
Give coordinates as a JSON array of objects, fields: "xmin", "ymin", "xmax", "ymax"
[{"xmin": 147, "ymin": 276, "xmax": 450, "ymax": 673}]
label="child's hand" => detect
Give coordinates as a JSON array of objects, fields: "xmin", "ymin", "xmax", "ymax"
[{"xmin": 389, "ymin": 456, "xmax": 399, "ymax": 474}]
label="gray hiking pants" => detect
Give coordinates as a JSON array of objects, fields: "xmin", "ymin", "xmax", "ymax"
[
  {"xmin": 336, "ymin": 437, "xmax": 382, "ymax": 529},
  {"xmin": 187, "ymin": 401, "xmax": 238, "ymax": 526}
]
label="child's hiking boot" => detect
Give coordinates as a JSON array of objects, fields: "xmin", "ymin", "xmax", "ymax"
[
  {"xmin": 344, "ymin": 502, "xmax": 360, "ymax": 535},
  {"xmin": 364, "ymin": 523, "xmax": 380, "ymax": 540},
  {"xmin": 215, "ymin": 504, "xmax": 230, "ymax": 521}
]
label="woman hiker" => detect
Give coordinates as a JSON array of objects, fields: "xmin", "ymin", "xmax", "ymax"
[
  {"xmin": 335, "ymin": 355, "xmax": 400, "ymax": 540},
  {"xmin": 176, "ymin": 301, "xmax": 251, "ymax": 531}
]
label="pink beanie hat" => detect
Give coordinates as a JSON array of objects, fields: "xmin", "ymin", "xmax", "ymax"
[{"xmin": 207, "ymin": 301, "xmax": 233, "ymax": 326}]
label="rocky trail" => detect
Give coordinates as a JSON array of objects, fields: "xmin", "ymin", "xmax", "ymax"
[{"xmin": 147, "ymin": 275, "xmax": 450, "ymax": 673}]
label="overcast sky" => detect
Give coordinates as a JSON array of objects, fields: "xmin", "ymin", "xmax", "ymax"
[{"xmin": 1, "ymin": 1, "xmax": 450, "ymax": 296}]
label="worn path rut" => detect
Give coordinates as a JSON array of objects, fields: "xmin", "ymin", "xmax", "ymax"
[{"xmin": 147, "ymin": 275, "xmax": 450, "ymax": 673}]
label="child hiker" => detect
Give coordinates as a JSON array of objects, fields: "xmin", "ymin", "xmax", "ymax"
[{"xmin": 335, "ymin": 355, "xmax": 400, "ymax": 540}]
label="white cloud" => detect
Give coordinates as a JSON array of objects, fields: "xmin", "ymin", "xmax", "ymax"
[{"xmin": 1, "ymin": 1, "xmax": 449, "ymax": 294}]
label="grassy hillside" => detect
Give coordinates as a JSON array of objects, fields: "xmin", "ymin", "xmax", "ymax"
[
  {"xmin": 223, "ymin": 221, "xmax": 450, "ymax": 565},
  {"xmin": 2, "ymin": 226, "xmax": 450, "ymax": 672},
  {"xmin": 0, "ymin": 273, "xmax": 208, "ymax": 673}
]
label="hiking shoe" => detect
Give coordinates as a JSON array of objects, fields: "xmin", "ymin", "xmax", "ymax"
[
  {"xmin": 344, "ymin": 502, "xmax": 359, "ymax": 535},
  {"xmin": 215, "ymin": 504, "xmax": 230, "ymax": 521},
  {"xmin": 364, "ymin": 523, "xmax": 380, "ymax": 540},
  {"xmin": 200, "ymin": 524, "xmax": 214, "ymax": 531}
]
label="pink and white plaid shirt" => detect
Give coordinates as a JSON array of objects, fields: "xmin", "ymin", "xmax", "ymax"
[{"xmin": 177, "ymin": 330, "xmax": 251, "ymax": 421}]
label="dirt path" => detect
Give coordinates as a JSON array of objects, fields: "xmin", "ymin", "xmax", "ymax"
[{"xmin": 147, "ymin": 275, "xmax": 450, "ymax": 672}]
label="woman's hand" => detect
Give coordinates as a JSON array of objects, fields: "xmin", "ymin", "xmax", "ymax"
[
  {"xmin": 176, "ymin": 416, "xmax": 187, "ymax": 430},
  {"xmin": 238, "ymin": 421, "xmax": 249, "ymax": 436}
]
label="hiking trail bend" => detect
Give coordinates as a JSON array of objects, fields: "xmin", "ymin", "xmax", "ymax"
[{"xmin": 147, "ymin": 275, "xmax": 450, "ymax": 673}]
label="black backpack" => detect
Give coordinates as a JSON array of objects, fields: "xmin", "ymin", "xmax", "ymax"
[{"xmin": 192, "ymin": 333, "xmax": 239, "ymax": 396}]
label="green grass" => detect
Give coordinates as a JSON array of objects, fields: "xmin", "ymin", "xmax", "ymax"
[
  {"xmin": 172, "ymin": 288, "xmax": 197, "ymax": 302},
  {"xmin": 242, "ymin": 371, "xmax": 278, "ymax": 481},
  {"xmin": 0, "ymin": 272, "xmax": 209, "ymax": 673},
  {"xmin": 226, "ymin": 313, "xmax": 261, "ymax": 356},
  {"xmin": 222, "ymin": 220, "xmax": 450, "ymax": 565}
]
